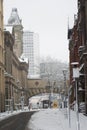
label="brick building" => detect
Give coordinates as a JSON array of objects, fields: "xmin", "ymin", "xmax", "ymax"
[
  {"xmin": 68, "ymin": 16, "xmax": 80, "ymax": 105},
  {"xmin": 68, "ymin": 0, "xmax": 87, "ymax": 114}
]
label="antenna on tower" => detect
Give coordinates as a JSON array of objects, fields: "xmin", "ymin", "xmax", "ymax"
[{"xmin": 68, "ymin": 16, "xmax": 69, "ymax": 30}]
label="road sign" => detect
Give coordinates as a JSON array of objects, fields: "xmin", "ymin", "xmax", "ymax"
[{"xmin": 53, "ymin": 101, "xmax": 58, "ymax": 108}]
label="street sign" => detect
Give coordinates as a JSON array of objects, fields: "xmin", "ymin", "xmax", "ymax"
[{"xmin": 53, "ymin": 100, "xmax": 58, "ymax": 108}]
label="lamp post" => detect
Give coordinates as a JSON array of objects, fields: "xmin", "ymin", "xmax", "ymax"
[
  {"xmin": 21, "ymin": 92, "xmax": 24, "ymax": 111},
  {"xmin": 62, "ymin": 70, "xmax": 67, "ymax": 107},
  {"xmin": 62, "ymin": 69, "xmax": 68, "ymax": 118},
  {"xmin": 58, "ymin": 85, "xmax": 61, "ymax": 109},
  {"xmin": 68, "ymin": 87, "xmax": 72, "ymax": 128},
  {"xmin": 71, "ymin": 62, "xmax": 80, "ymax": 130}
]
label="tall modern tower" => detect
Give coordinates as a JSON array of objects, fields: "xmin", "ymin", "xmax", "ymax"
[{"xmin": 23, "ymin": 31, "xmax": 40, "ymax": 78}]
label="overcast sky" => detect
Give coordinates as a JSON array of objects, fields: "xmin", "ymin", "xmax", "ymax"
[{"xmin": 3, "ymin": 0, "xmax": 77, "ymax": 63}]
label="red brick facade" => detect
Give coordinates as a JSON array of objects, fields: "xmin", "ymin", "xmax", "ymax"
[{"xmin": 68, "ymin": 0, "xmax": 87, "ymax": 114}]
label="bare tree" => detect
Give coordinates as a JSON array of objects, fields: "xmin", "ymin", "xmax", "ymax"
[{"xmin": 40, "ymin": 56, "xmax": 69, "ymax": 88}]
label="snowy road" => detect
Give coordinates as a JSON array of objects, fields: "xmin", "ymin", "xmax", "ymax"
[
  {"xmin": 0, "ymin": 108, "xmax": 87, "ymax": 130},
  {"xmin": 0, "ymin": 111, "xmax": 35, "ymax": 130},
  {"xmin": 27, "ymin": 108, "xmax": 87, "ymax": 130}
]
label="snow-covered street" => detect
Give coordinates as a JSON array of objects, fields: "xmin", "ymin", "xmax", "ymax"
[
  {"xmin": 0, "ymin": 108, "xmax": 87, "ymax": 130},
  {"xmin": 27, "ymin": 108, "xmax": 87, "ymax": 130}
]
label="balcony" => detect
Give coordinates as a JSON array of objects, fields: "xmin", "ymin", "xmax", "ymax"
[
  {"xmin": 79, "ymin": 63, "xmax": 84, "ymax": 72},
  {"xmin": 78, "ymin": 46, "xmax": 85, "ymax": 54},
  {"xmin": 78, "ymin": 46, "xmax": 86, "ymax": 61}
]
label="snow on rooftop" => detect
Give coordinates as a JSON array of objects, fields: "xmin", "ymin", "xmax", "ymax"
[
  {"xmin": 19, "ymin": 53, "xmax": 29, "ymax": 63},
  {"xmin": 4, "ymin": 26, "xmax": 13, "ymax": 34},
  {"xmin": 19, "ymin": 57, "xmax": 28, "ymax": 63},
  {"xmin": 39, "ymin": 96, "xmax": 49, "ymax": 101}
]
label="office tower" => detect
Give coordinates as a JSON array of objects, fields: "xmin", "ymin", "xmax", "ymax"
[{"xmin": 23, "ymin": 31, "xmax": 40, "ymax": 78}]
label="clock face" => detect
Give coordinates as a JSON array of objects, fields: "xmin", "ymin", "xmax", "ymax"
[{"xmin": 35, "ymin": 81, "xmax": 39, "ymax": 86}]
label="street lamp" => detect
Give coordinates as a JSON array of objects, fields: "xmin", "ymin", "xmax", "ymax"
[
  {"xmin": 58, "ymin": 85, "xmax": 62, "ymax": 109},
  {"xmin": 62, "ymin": 69, "xmax": 67, "ymax": 108},
  {"xmin": 21, "ymin": 90, "xmax": 24, "ymax": 111},
  {"xmin": 62, "ymin": 69, "xmax": 68, "ymax": 119},
  {"xmin": 68, "ymin": 86, "xmax": 72, "ymax": 128},
  {"xmin": 71, "ymin": 62, "xmax": 80, "ymax": 130}
]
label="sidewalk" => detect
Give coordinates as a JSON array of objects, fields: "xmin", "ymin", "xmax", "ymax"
[{"xmin": 27, "ymin": 108, "xmax": 87, "ymax": 130}]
